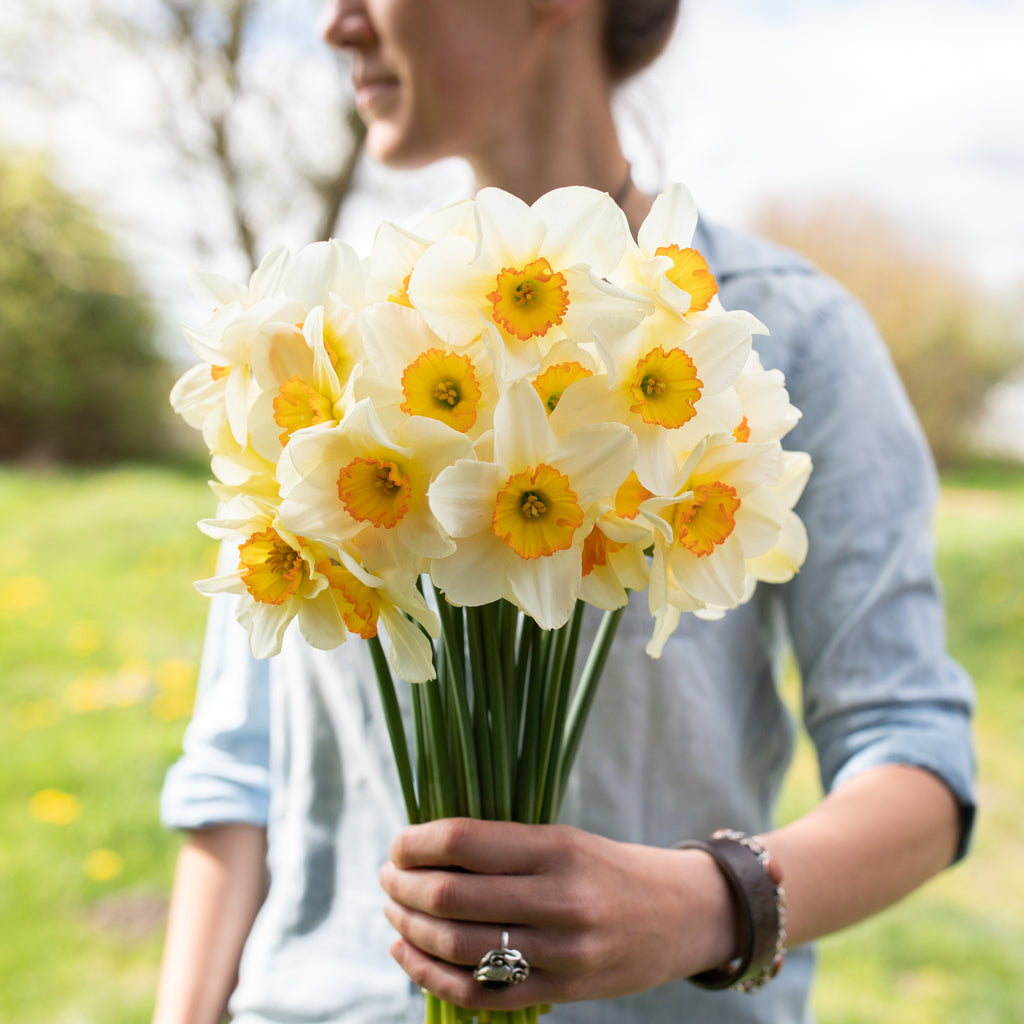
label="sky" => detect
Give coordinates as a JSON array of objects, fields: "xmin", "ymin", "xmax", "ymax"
[
  {"xmin": 4, "ymin": 0, "xmax": 1023, "ymax": 335},
  {"xmin": 337, "ymin": 0, "xmax": 1024, "ymax": 295}
]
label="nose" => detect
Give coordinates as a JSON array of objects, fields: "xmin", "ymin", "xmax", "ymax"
[{"xmin": 321, "ymin": 0, "xmax": 377, "ymax": 49}]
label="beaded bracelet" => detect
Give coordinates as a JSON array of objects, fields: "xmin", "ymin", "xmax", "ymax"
[{"xmin": 675, "ymin": 829, "xmax": 786, "ymax": 993}]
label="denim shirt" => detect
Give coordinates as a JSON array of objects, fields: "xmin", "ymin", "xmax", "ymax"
[{"xmin": 162, "ymin": 219, "xmax": 976, "ymax": 1024}]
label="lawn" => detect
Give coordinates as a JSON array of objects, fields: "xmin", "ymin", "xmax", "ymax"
[{"xmin": 1, "ymin": 459, "xmax": 1022, "ymax": 1022}]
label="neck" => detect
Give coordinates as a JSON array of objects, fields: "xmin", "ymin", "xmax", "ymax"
[{"xmin": 464, "ymin": 27, "xmax": 653, "ymax": 236}]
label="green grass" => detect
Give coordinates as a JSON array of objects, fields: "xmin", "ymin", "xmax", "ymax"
[
  {"xmin": 1, "ymin": 463, "xmax": 217, "ymax": 1024},
  {"xmin": 1, "ymin": 459, "xmax": 1022, "ymax": 1022}
]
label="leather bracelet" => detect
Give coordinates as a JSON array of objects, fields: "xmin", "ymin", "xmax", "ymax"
[{"xmin": 675, "ymin": 829, "xmax": 786, "ymax": 993}]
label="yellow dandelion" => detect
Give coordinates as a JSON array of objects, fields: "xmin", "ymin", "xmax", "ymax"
[
  {"xmin": 29, "ymin": 789, "xmax": 82, "ymax": 825},
  {"xmin": 157, "ymin": 658, "xmax": 196, "ymax": 692},
  {"xmin": 0, "ymin": 574, "xmax": 48, "ymax": 619},
  {"xmin": 84, "ymin": 849, "xmax": 124, "ymax": 882}
]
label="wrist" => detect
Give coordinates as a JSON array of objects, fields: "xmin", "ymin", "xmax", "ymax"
[
  {"xmin": 664, "ymin": 847, "xmax": 740, "ymax": 979},
  {"xmin": 675, "ymin": 830, "xmax": 787, "ymax": 993}
]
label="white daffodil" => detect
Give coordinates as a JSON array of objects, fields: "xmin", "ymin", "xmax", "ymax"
[
  {"xmin": 277, "ymin": 398, "xmax": 473, "ymax": 567},
  {"xmin": 353, "ymin": 301, "xmax": 498, "ymax": 441},
  {"xmin": 428, "ymin": 380, "xmax": 637, "ymax": 629},
  {"xmin": 527, "ymin": 338, "xmax": 601, "ymax": 417},
  {"xmin": 198, "ymin": 404, "xmax": 279, "ymax": 505},
  {"xmin": 181, "ymin": 240, "xmax": 364, "ymax": 447},
  {"xmin": 302, "ymin": 544, "xmax": 439, "ymax": 683},
  {"xmin": 552, "ymin": 308, "xmax": 750, "ymax": 495},
  {"xmin": 365, "ymin": 200, "xmax": 476, "ymax": 306},
  {"xmin": 246, "ymin": 304, "xmax": 364, "ymax": 462},
  {"xmin": 408, "ymin": 186, "xmax": 650, "ymax": 380},
  {"xmin": 644, "ymin": 438, "xmax": 791, "ymax": 655},
  {"xmin": 731, "ymin": 349, "xmax": 802, "ymax": 445},
  {"xmin": 195, "ymin": 497, "xmax": 334, "ymax": 659},
  {"xmin": 743, "ymin": 450, "xmax": 812, "ymax": 585},
  {"xmin": 183, "ymin": 296, "xmax": 305, "ymax": 447}
]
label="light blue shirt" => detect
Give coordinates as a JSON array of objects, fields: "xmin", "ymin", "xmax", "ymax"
[{"xmin": 162, "ymin": 219, "xmax": 976, "ymax": 1024}]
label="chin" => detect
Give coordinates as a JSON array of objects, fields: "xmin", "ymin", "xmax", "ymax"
[{"xmin": 365, "ymin": 124, "xmax": 454, "ymax": 171}]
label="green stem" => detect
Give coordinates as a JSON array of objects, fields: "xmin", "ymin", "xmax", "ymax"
[
  {"xmin": 435, "ymin": 595, "xmax": 482, "ymax": 819},
  {"xmin": 423, "ymin": 674, "xmax": 458, "ymax": 819},
  {"xmin": 466, "ymin": 605, "xmax": 497, "ymax": 819},
  {"xmin": 513, "ymin": 617, "xmax": 545, "ymax": 820},
  {"xmin": 537, "ymin": 616, "xmax": 576, "ymax": 824},
  {"xmin": 556, "ymin": 605, "xmax": 625, "ymax": 805},
  {"xmin": 367, "ymin": 634, "xmax": 419, "ymax": 824},
  {"xmin": 411, "ymin": 682, "xmax": 434, "ymax": 821},
  {"xmin": 474, "ymin": 603, "xmax": 513, "ymax": 819}
]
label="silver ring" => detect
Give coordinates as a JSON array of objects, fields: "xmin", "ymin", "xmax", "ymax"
[{"xmin": 473, "ymin": 929, "xmax": 530, "ymax": 990}]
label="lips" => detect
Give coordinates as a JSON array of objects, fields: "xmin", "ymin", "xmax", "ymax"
[{"xmin": 353, "ymin": 71, "xmax": 400, "ymax": 114}]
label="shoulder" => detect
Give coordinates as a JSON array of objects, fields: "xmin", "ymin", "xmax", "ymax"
[{"xmin": 694, "ymin": 217, "xmax": 881, "ymax": 381}]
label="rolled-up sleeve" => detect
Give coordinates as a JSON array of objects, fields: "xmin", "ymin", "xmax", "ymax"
[
  {"xmin": 762, "ymin": 274, "xmax": 976, "ymax": 860},
  {"xmin": 161, "ymin": 542, "xmax": 272, "ymax": 830}
]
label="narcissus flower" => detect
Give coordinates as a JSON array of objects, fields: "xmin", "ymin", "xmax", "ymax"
[
  {"xmin": 428, "ymin": 380, "xmax": 637, "ymax": 629},
  {"xmin": 354, "ymin": 302, "xmax": 496, "ymax": 440},
  {"xmin": 553, "ymin": 309, "xmax": 752, "ymax": 494},
  {"xmin": 276, "ymin": 399, "xmax": 473, "ymax": 566},
  {"xmin": 195, "ymin": 497, "xmax": 333, "ymax": 658},
  {"xmin": 306, "ymin": 547, "xmax": 439, "ymax": 682},
  {"xmin": 247, "ymin": 304, "xmax": 364, "ymax": 461},
  {"xmin": 732, "ymin": 349, "xmax": 802, "ymax": 444},
  {"xmin": 408, "ymin": 186, "xmax": 650, "ymax": 380},
  {"xmin": 644, "ymin": 438, "xmax": 798, "ymax": 655},
  {"xmin": 365, "ymin": 201, "xmax": 476, "ymax": 306}
]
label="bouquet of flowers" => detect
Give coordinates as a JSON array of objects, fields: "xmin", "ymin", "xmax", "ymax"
[{"xmin": 173, "ymin": 183, "xmax": 810, "ymax": 1024}]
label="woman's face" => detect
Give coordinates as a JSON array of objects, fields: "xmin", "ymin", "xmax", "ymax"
[{"xmin": 322, "ymin": 0, "xmax": 539, "ymax": 168}]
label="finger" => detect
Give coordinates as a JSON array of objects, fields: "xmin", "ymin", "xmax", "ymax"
[
  {"xmin": 390, "ymin": 936, "xmax": 558, "ymax": 1013},
  {"xmin": 383, "ymin": 897, "xmax": 556, "ymax": 969},
  {"xmin": 380, "ymin": 861, "xmax": 557, "ymax": 926},
  {"xmin": 389, "ymin": 818, "xmax": 564, "ymax": 874}
]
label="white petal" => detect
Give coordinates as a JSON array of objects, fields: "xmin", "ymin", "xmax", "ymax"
[
  {"xmin": 551, "ymin": 423, "xmax": 637, "ymax": 507},
  {"xmin": 508, "ymin": 547, "xmax": 581, "ymax": 630},
  {"xmin": 429, "ymin": 460, "xmax": 508, "ymax": 538},
  {"xmin": 746, "ymin": 511, "xmax": 808, "ymax": 584},
  {"xmin": 284, "ymin": 239, "xmax": 362, "ymax": 312},
  {"xmin": 430, "ymin": 533, "xmax": 512, "ymax": 608},
  {"xmin": 473, "ymin": 188, "xmax": 544, "ymax": 270},
  {"xmin": 493, "ymin": 380, "xmax": 557, "ymax": 469},
  {"xmin": 637, "ymin": 183, "xmax": 698, "ymax": 255},
  {"xmin": 531, "ymin": 186, "xmax": 628, "ymax": 274},
  {"xmin": 378, "ymin": 605, "xmax": 437, "ymax": 683},
  {"xmin": 408, "ymin": 236, "xmax": 494, "ymax": 348},
  {"xmin": 298, "ymin": 591, "xmax": 349, "ymax": 650}
]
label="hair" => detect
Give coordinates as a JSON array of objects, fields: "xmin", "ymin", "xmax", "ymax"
[{"xmin": 602, "ymin": 0, "xmax": 681, "ymax": 81}]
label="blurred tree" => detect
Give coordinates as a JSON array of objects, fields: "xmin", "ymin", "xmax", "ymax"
[
  {"xmin": 0, "ymin": 0, "xmax": 365, "ymax": 274},
  {"xmin": 754, "ymin": 195, "xmax": 1017, "ymax": 467},
  {"xmin": 0, "ymin": 154, "xmax": 173, "ymax": 463}
]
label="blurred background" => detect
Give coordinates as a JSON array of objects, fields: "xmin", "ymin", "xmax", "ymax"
[{"xmin": 1, "ymin": 1, "xmax": 1021, "ymax": 1021}]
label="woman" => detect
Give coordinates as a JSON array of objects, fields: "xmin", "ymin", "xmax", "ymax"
[{"xmin": 153, "ymin": 1, "xmax": 975, "ymax": 1022}]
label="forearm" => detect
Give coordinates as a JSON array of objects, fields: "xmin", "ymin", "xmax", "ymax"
[
  {"xmin": 761, "ymin": 762, "xmax": 961, "ymax": 948},
  {"xmin": 152, "ymin": 823, "xmax": 268, "ymax": 1024}
]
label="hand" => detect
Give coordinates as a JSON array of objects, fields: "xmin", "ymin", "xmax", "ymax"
[{"xmin": 378, "ymin": 818, "xmax": 737, "ymax": 1011}]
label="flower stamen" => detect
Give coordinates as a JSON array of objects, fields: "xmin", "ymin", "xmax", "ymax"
[
  {"xmin": 628, "ymin": 346, "xmax": 703, "ymax": 427},
  {"xmin": 237, "ymin": 528, "xmax": 306, "ymax": 604},
  {"xmin": 337, "ymin": 456, "xmax": 411, "ymax": 528},
  {"xmin": 401, "ymin": 348, "xmax": 482, "ymax": 432},
  {"xmin": 487, "ymin": 258, "xmax": 570, "ymax": 342},
  {"xmin": 670, "ymin": 481, "xmax": 740, "ymax": 556},
  {"xmin": 492, "ymin": 464, "xmax": 583, "ymax": 559}
]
